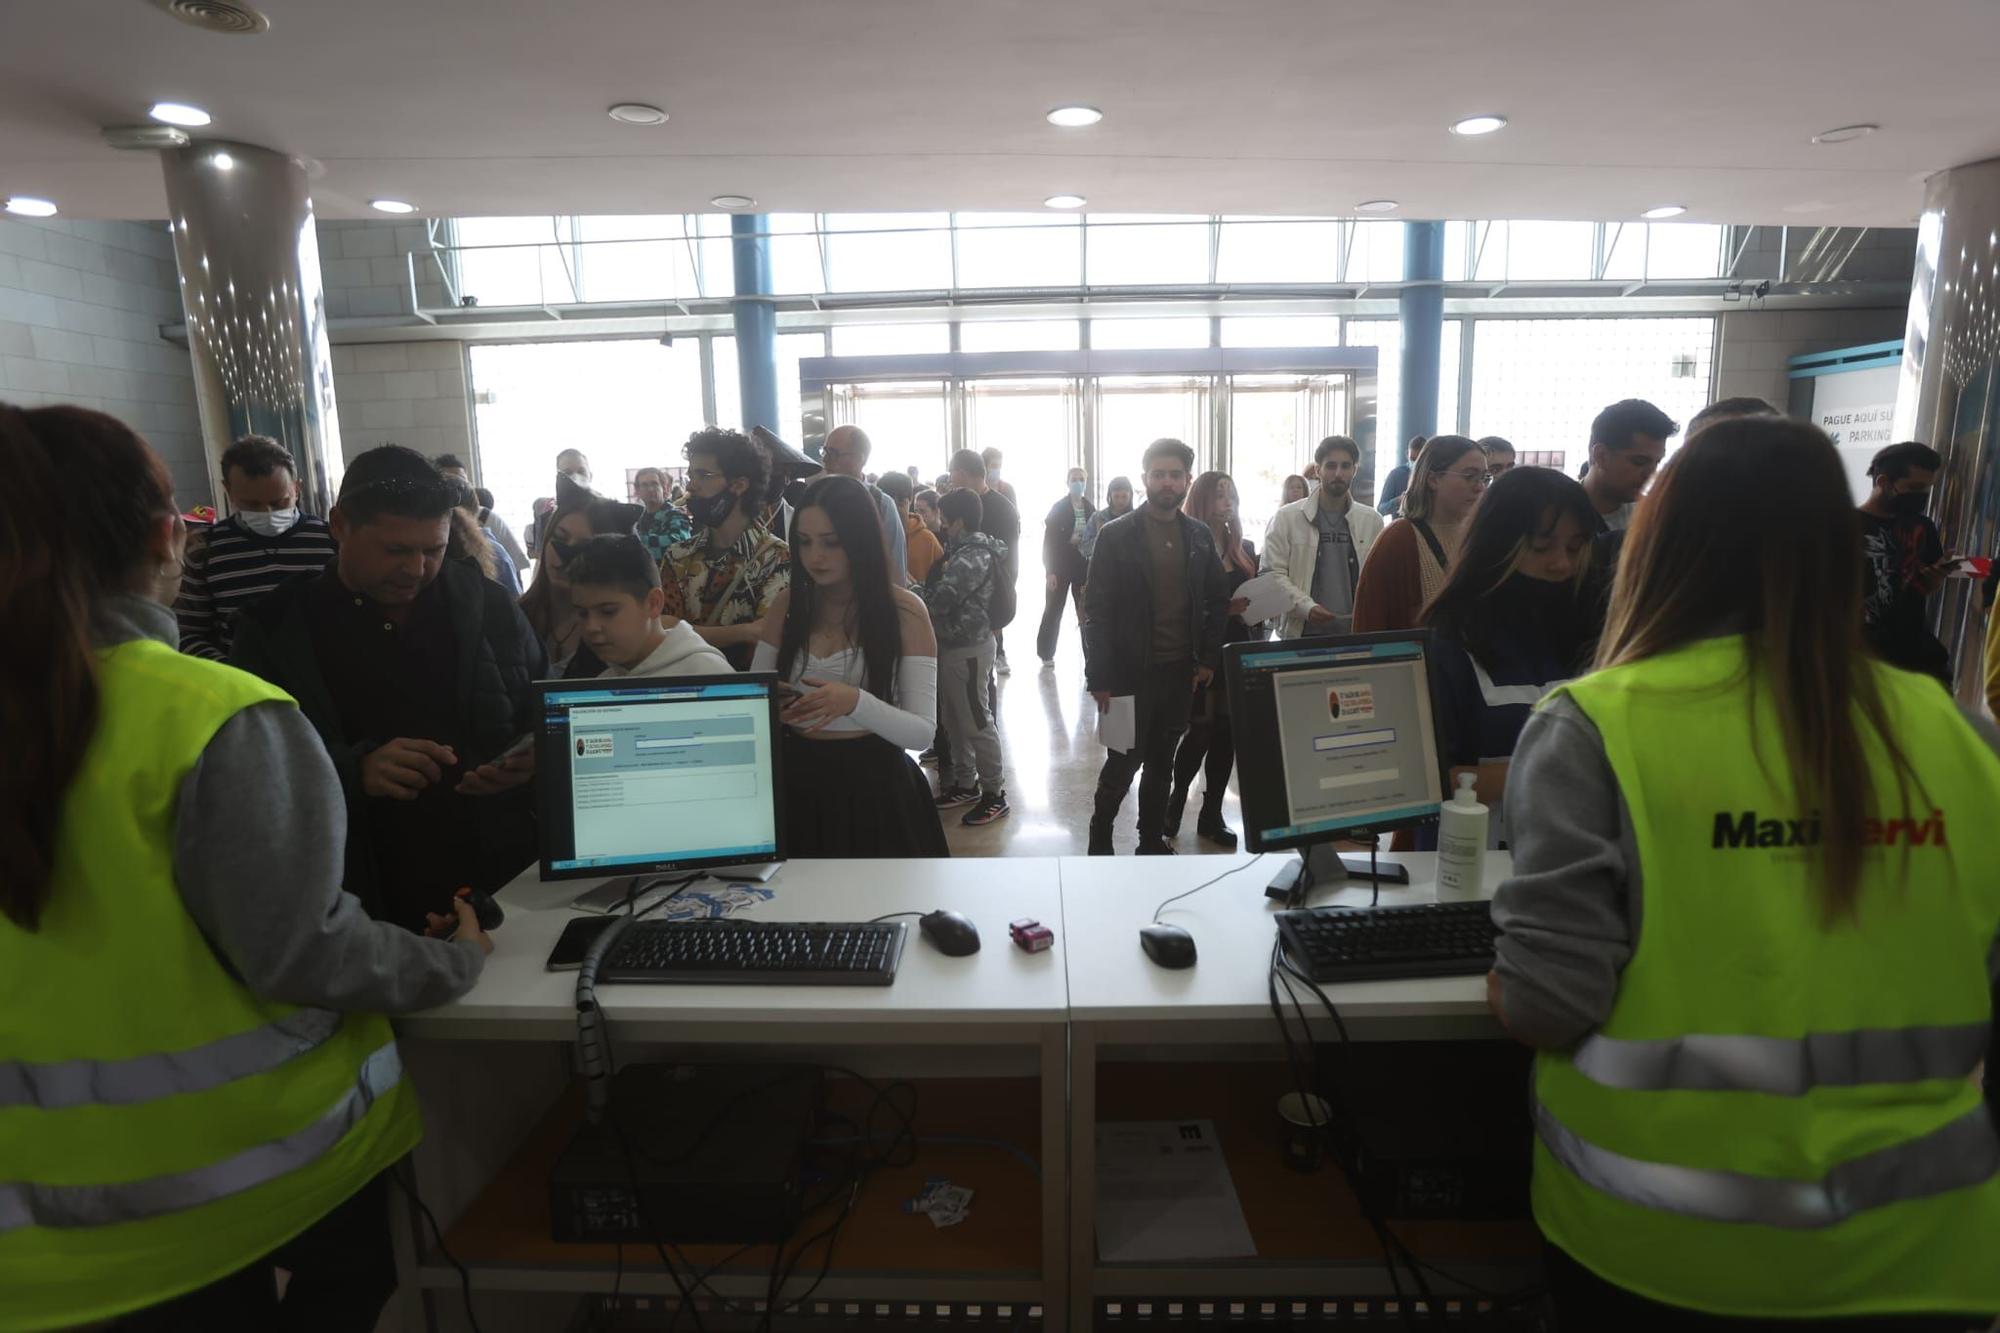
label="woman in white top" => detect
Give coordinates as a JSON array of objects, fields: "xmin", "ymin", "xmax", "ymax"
[{"xmin": 753, "ymin": 474, "xmax": 948, "ymax": 856}]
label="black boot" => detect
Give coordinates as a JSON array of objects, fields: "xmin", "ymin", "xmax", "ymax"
[
  {"xmin": 1164, "ymin": 782, "xmax": 1189, "ymax": 839},
  {"xmin": 1088, "ymin": 816, "xmax": 1114, "ymax": 856},
  {"xmin": 1195, "ymin": 806, "xmax": 1238, "ymax": 849},
  {"xmin": 1135, "ymin": 838, "xmax": 1178, "ymax": 856}
]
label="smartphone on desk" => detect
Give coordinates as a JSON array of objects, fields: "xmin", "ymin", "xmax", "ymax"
[{"xmin": 546, "ymin": 915, "xmax": 619, "ymax": 971}]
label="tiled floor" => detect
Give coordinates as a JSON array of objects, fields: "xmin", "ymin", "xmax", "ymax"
[{"xmin": 933, "ymin": 623, "xmax": 1245, "ymax": 859}]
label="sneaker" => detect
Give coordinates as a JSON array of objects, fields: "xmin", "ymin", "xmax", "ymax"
[
  {"xmin": 1040, "ymin": 657, "xmax": 1055, "ymax": 669},
  {"xmin": 962, "ymin": 792, "xmax": 1012, "ymax": 826},
  {"xmin": 996, "ymin": 655, "xmax": 1012, "ymax": 676},
  {"xmin": 918, "ymin": 748, "xmax": 939, "ymax": 765},
  {"xmin": 933, "ymin": 785, "xmax": 979, "ymax": 809}
]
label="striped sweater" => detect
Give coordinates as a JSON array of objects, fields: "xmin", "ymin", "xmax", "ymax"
[{"xmin": 174, "ymin": 514, "xmax": 338, "ymax": 660}]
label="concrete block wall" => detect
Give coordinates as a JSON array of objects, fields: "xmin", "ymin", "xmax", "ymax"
[
  {"xmin": 1714, "ymin": 306, "xmax": 1906, "ymax": 410},
  {"xmin": 316, "ymin": 219, "xmax": 453, "ymax": 318},
  {"xmin": 327, "ymin": 339, "xmax": 473, "ymax": 465},
  {"xmin": 0, "ymin": 217, "xmax": 209, "ymax": 503}
]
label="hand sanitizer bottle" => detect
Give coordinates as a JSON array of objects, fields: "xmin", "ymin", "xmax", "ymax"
[{"xmin": 1435, "ymin": 772, "xmax": 1488, "ymax": 902}]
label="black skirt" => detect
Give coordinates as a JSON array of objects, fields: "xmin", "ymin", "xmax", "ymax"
[{"xmin": 781, "ymin": 730, "xmax": 951, "ymax": 858}]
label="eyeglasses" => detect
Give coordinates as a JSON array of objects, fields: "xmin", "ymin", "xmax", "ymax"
[
  {"xmin": 686, "ymin": 468, "xmax": 725, "ymax": 485},
  {"xmin": 1444, "ymin": 469, "xmax": 1493, "ymax": 486}
]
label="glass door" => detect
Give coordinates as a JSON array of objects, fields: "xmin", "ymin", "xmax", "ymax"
[
  {"xmin": 826, "ymin": 380, "xmax": 952, "ymax": 480},
  {"xmin": 1094, "ymin": 375, "xmax": 1213, "ymax": 486},
  {"xmin": 963, "ymin": 377, "xmax": 1082, "ymax": 508},
  {"xmin": 1227, "ymin": 373, "xmax": 1348, "ymax": 541}
]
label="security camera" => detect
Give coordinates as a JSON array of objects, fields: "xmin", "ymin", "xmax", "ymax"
[{"xmin": 658, "ymin": 331, "xmax": 674, "ymax": 347}]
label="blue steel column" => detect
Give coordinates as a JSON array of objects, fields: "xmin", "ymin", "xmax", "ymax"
[
  {"xmin": 1398, "ymin": 221, "xmax": 1445, "ymax": 445},
  {"xmin": 730, "ymin": 214, "xmax": 781, "ymax": 433}
]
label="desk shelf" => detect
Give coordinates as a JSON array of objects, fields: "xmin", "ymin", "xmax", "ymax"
[{"xmin": 421, "ymin": 1076, "xmax": 1050, "ymax": 1302}]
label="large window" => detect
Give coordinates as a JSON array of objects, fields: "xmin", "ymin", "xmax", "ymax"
[
  {"xmin": 1467, "ymin": 317, "xmax": 1716, "ymax": 465},
  {"xmin": 711, "ymin": 332, "xmax": 825, "ymax": 439},
  {"xmin": 1345, "ymin": 320, "xmax": 1463, "ymax": 486}
]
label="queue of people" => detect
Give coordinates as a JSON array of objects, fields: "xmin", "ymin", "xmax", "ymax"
[{"xmin": 8, "ymin": 386, "xmax": 1999, "ymax": 1329}]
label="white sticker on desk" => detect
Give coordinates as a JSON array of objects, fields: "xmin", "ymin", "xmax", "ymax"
[{"xmin": 1328, "ymin": 682, "xmax": 1375, "ymax": 723}]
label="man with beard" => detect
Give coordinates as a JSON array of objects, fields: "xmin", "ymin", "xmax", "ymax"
[
  {"xmin": 1260, "ymin": 435, "xmax": 1385, "ymax": 639},
  {"xmin": 1082, "ymin": 438, "xmax": 1230, "ymax": 855}
]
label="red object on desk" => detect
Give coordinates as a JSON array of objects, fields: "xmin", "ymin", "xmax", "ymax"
[{"xmin": 1009, "ymin": 918, "xmax": 1054, "ymax": 954}]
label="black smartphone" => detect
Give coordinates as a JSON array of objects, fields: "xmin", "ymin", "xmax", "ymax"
[{"xmin": 545, "ymin": 915, "xmax": 619, "ymax": 971}]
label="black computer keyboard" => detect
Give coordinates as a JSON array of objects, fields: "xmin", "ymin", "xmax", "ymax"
[
  {"xmin": 1276, "ymin": 900, "xmax": 1499, "ymax": 983},
  {"xmin": 600, "ymin": 919, "xmax": 908, "ymax": 986}
]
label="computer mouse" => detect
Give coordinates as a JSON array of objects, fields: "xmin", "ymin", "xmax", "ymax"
[
  {"xmin": 1140, "ymin": 923, "xmax": 1197, "ymax": 969},
  {"xmin": 918, "ymin": 909, "xmax": 981, "ymax": 956},
  {"xmin": 456, "ymin": 887, "xmax": 505, "ymax": 932}
]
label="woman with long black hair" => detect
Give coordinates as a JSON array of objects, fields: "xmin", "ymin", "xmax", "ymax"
[
  {"xmin": 1419, "ymin": 466, "xmax": 1601, "ymax": 835},
  {"xmin": 1165, "ymin": 471, "xmax": 1259, "ymax": 847},
  {"xmin": 753, "ymin": 474, "xmax": 948, "ymax": 856},
  {"xmin": 0, "ymin": 406, "xmax": 489, "ymax": 1330},
  {"xmin": 1490, "ymin": 417, "xmax": 2000, "ymax": 1326}
]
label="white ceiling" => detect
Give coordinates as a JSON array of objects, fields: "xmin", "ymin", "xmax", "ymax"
[{"xmin": 3, "ymin": 0, "xmax": 1996, "ymax": 226}]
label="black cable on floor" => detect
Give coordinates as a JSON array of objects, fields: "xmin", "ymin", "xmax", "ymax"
[{"xmin": 390, "ymin": 1165, "xmax": 484, "ymax": 1333}]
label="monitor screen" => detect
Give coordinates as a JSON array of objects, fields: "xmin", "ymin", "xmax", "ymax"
[
  {"xmin": 534, "ymin": 674, "xmax": 785, "ymax": 880},
  {"xmin": 1225, "ymin": 632, "xmax": 1447, "ymax": 851}
]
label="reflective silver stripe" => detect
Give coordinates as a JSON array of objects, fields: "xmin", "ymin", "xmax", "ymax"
[
  {"xmin": 0, "ymin": 1041, "xmax": 402, "ymax": 1234},
  {"xmin": 1534, "ymin": 1097, "xmax": 2000, "ymax": 1229},
  {"xmin": 1471, "ymin": 660, "xmax": 1565, "ymax": 709},
  {"xmin": 1572, "ymin": 1023, "xmax": 1991, "ymax": 1097},
  {"xmin": 0, "ymin": 1008, "xmax": 342, "ymax": 1110}
]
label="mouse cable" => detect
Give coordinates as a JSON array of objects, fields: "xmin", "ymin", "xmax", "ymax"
[
  {"xmin": 867, "ymin": 910, "xmax": 927, "ymax": 923},
  {"xmin": 389, "ymin": 1163, "xmax": 485, "ymax": 1333},
  {"xmin": 1149, "ymin": 853, "xmax": 1267, "ymax": 923}
]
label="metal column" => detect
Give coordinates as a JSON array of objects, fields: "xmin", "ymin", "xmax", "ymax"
[
  {"xmin": 1893, "ymin": 156, "xmax": 2000, "ymax": 704},
  {"xmin": 159, "ymin": 139, "xmax": 342, "ymax": 515},
  {"xmin": 1398, "ymin": 221, "xmax": 1445, "ymax": 446},
  {"xmin": 730, "ymin": 214, "xmax": 782, "ymax": 436}
]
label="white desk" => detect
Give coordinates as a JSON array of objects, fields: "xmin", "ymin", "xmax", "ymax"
[
  {"xmin": 1056, "ymin": 851, "xmax": 1517, "ymax": 1328},
  {"xmin": 392, "ymin": 858, "xmax": 1070, "ymax": 1332}
]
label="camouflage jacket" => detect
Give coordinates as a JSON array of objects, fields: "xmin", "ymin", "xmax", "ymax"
[{"xmin": 918, "ymin": 530, "xmax": 1008, "ymax": 650}]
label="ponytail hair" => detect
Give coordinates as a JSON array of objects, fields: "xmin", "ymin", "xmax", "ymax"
[{"xmin": 0, "ymin": 405, "xmax": 176, "ymax": 930}]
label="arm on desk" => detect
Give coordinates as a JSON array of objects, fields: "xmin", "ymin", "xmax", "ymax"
[
  {"xmin": 174, "ymin": 702, "xmax": 486, "ymax": 1013},
  {"xmin": 1488, "ymin": 699, "xmax": 1638, "ymax": 1049}
]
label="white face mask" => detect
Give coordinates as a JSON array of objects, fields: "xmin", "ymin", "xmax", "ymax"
[{"xmin": 239, "ymin": 507, "xmax": 298, "ymax": 538}]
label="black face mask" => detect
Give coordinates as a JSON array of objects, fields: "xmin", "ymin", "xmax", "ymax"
[
  {"xmin": 1888, "ymin": 490, "xmax": 1930, "ymax": 518},
  {"xmin": 687, "ymin": 487, "xmax": 737, "ymax": 529}
]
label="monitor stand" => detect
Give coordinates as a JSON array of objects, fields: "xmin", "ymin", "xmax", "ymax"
[
  {"xmin": 709, "ymin": 861, "xmax": 781, "ymax": 884},
  {"xmin": 1265, "ymin": 843, "xmax": 1405, "ymax": 909}
]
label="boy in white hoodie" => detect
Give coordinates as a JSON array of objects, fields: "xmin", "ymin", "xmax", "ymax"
[{"xmin": 566, "ymin": 535, "xmax": 736, "ymax": 678}]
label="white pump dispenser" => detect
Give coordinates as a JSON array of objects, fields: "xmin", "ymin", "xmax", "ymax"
[{"xmin": 1435, "ymin": 772, "xmax": 1489, "ymax": 902}]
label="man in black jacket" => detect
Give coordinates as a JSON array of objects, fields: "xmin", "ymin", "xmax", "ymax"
[
  {"xmin": 231, "ymin": 445, "xmax": 547, "ymax": 931},
  {"xmin": 1037, "ymin": 466, "xmax": 1094, "ymax": 666},
  {"xmin": 1083, "ymin": 438, "xmax": 1229, "ymax": 855}
]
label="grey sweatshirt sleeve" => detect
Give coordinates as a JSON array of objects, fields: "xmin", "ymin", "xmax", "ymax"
[
  {"xmin": 174, "ymin": 701, "xmax": 486, "ymax": 1014},
  {"xmin": 1489, "ymin": 695, "xmax": 1644, "ymax": 1049}
]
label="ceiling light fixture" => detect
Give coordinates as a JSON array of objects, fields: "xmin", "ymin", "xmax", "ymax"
[
  {"xmin": 1043, "ymin": 193, "xmax": 1086, "ymax": 210},
  {"xmin": 710, "ymin": 194, "xmax": 756, "ymax": 209},
  {"xmin": 1448, "ymin": 114, "xmax": 1507, "ymax": 136},
  {"xmin": 4, "ymin": 196, "xmax": 58, "ymax": 217},
  {"xmin": 149, "ymin": 101, "xmax": 212, "ymax": 127},
  {"xmin": 1641, "ymin": 205, "xmax": 1687, "ymax": 219},
  {"xmin": 211, "ymin": 150, "xmax": 234, "ymax": 170},
  {"xmin": 608, "ymin": 102, "xmax": 669, "ymax": 126},
  {"xmin": 370, "ymin": 199, "xmax": 416, "ymax": 214},
  {"xmin": 1355, "ymin": 200, "xmax": 1399, "ymax": 214},
  {"xmin": 1812, "ymin": 123, "xmax": 1878, "ymax": 145},
  {"xmin": 1046, "ymin": 105, "xmax": 1103, "ymax": 128}
]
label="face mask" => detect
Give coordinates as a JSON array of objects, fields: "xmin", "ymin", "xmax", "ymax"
[
  {"xmin": 1069, "ymin": 480, "xmax": 1086, "ymax": 497},
  {"xmin": 1888, "ymin": 490, "xmax": 1930, "ymax": 517},
  {"xmin": 687, "ymin": 488, "xmax": 737, "ymax": 529},
  {"xmin": 239, "ymin": 507, "xmax": 298, "ymax": 538}
]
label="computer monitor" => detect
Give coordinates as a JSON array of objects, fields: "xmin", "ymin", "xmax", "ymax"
[
  {"xmin": 1225, "ymin": 631, "xmax": 1449, "ymax": 900},
  {"xmin": 535, "ymin": 674, "xmax": 786, "ymax": 888}
]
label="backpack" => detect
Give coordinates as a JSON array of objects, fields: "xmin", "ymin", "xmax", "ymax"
[{"xmin": 988, "ymin": 556, "xmax": 1017, "ymax": 631}]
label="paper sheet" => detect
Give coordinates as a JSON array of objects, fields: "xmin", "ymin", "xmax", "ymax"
[
  {"xmin": 1232, "ymin": 572, "xmax": 1295, "ymax": 628},
  {"xmin": 1096, "ymin": 1120, "xmax": 1257, "ymax": 1263},
  {"xmin": 1097, "ymin": 695, "xmax": 1136, "ymax": 753}
]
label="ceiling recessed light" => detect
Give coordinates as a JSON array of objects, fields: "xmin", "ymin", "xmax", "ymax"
[
  {"xmin": 710, "ymin": 194, "xmax": 756, "ymax": 209},
  {"xmin": 1812, "ymin": 123, "xmax": 1878, "ymax": 145},
  {"xmin": 211, "ymin": 150, "xmax": 234, "ymax": 170},
  {"xmin": 148, "ymin": 101, "xmax": 211, "ymax": 127},
  {"xmin": 1448, "ymin": 114, "xmax": 1507, "ymax": 137},
  {"xmin": 608, "ymin": 102, "xmax": 669, "ymax": 126},
  {"xmin": 1641, "ymin": 205, "xmax": 1687, "ymax": 220},
  {"xmin": 4, "ymin": 196, "xmax": 58, "ymax": 217},
  {"xmin": 1355, "ymin": 199, "xmax": 1399, "ymax": 214},
  {"xmin": 1046, "ymin": 105, "xmax": 1103, "ymax": 128},
  {"xmin": 370, "ymin": 199, "xmax": 416, "ymax": 214},
  {"xmin": 1043, "ymin": 194, "xmax": 1086, "ymax": 210}
]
